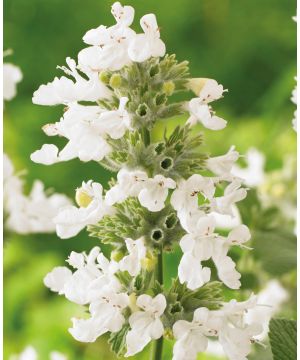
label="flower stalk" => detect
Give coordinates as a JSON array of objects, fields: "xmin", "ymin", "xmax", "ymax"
[{"xmin": 34, "ymin": 2, "xmax": 265, "ymax": 359}]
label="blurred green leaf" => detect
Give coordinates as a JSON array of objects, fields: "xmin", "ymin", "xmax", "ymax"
[
  {"xmin": 252, "ymin": 229, "xmax": 296, "ymax": 276},
  {"xmin": 269, "ymin": 318, "xmax": 296, "ymax": 360}
]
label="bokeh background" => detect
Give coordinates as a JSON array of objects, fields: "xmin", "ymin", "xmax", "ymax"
[{"xmin": 4, "ymin": 0, "xmax": 297, "ymax": 359}]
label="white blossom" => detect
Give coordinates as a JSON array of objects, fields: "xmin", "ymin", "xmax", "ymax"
[
  {"xmin": 93, "ymin": 97, "xmax": 131, "ymax": 139},
  {"xmin": 128, "ymin": 14, "xmax": 166, "ymax": 62},
  {"xmin": 54, "ymin": 181, "xmax": 113, "ymax": 239},
  {"xmin": 31, "ymin": 103, "xmax": 111, "ymax": 165},
  {"xmin": 3, "ymin": 62, "xmax": 23, "ymax": 101},
  {"xmin": 218, "ymin": 295, "xmax": 263, "ymax": 360},
  {"xmin": 125, "ymin": 294, "xmax": 166, "ymax": 356},
  {"xmin": 79, "ymin": 3, "xmax": 136, "ymax": 71},
  {"xmin": 198, "ymin": 79, "xmax": 227, "ymax": 104},
  {"xmin": 171, "ymin": 174, "xmax": 215, "ymax": 214},
  {"xmin": 206, "ymin": 146, "xmax": 239, "ymax": 178},
  {"xmin": 4, "ymin": 155, "xmax": 71, "ymax": 234},
  {"xmin": 210, "ymin": 179, "xmax": 247, "ymax": 216},
  {"xmin": 232, "ymin": 148, "xmax": 265, "ymax": 187},
  {"xmin": 211, "ymin": 225, "xmax": 251, "ymax": 289},
  {"xmin": 44, "ymin": 247, "xmax": 119, "ymax": 305},
  {"xmin": 119, "ymin": 237, "xmax": 147, "ymax": 276},
  {"xmin": 173, "ymin": 308, "xmax": 221, "ymax": 360},
  {"xmin": 245, "ymin": 280, "xmax": 288, "ymax": 340},
  {"xmin": 138, "ymin": 175, "xmax": 176, "ymax": 211},
  {"xmin": 187, "ymin": 98, "xmax": 227, "ymax": 130},
  {"xmin": 105, "ymin": 168, "xmax": 149, "ymax": 205},
  {"xmin": 32, "ymin": 57, "xmax": 111, "ymax": 105},
  {"xmin": 69, "ymin": 290, "xmax": 129, "ymax": 342},
  {"xmin": 173, "ymin": 296, "xmax": 263, "ymax": 360}
]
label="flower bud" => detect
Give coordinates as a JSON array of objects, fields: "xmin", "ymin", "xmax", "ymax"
[
  {"xmin": 141, "ymin": 252, "xmax": 157, "ymax": 272},
  {"xmin": 129, "ymin": 293, "xmax": 140, "ymax": 312},
  {"xmin": 99, "ymin": 71, "xmax": 111, "ymax": 84},
  {"xmin": 163, "ymin": 80, "xmax": 175, "ymax": 96},
  {"xmin": 75, "ymin": 188, "xmax": 93, "ymax": 208},
  {"xmin": 111, "ymin": 249, "xmax": 124, "ymax": 262},
  {"xmin": 109, "ymin": 73, "xmax": 122, "ymax": 88},
  {"xmin": 186, "ymin": 78, "xmax": 209, "ymax": 95}
]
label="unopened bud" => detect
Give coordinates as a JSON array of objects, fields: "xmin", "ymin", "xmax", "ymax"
[
  {"xmin": 75, "ymin": 188, "xmax": 92, "ymax": 208},
  {"xmin": 99, "ymin": 71, "xmax": 111, "ymax": 85},
  {"xmin": 141, "ymin": 252, "xmax": 157, "ymax": 272},
  {"xmin": 163, "ymin": 80, "xmax": 175, "ymax": 96},
  {"xmin": 111, "ymin": 250, "xmax": 124, "ymax": 262},
  {"xmin": 186, "ymin": 78, "xmax": 209, "ymax": 95},
  {"xmin": 129, "ymin": 293, "xmax": 140, "ymax": 312},
  {"xmin": 109, "ymin": 73, "xmax": 122, "ymax": 88}
]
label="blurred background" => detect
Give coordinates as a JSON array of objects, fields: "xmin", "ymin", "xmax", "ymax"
[{"xmin": 4, "ymin": 0, "xmax": 296, "ymax": 359}]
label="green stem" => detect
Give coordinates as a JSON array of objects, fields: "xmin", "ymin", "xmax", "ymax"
[
  {"xmin": 142, "ymin": 127, "xmax": 151, "ymax": 147},
  {"xmin": 151, "ymin": 249, "xmax": 164, "ymax": 360}
]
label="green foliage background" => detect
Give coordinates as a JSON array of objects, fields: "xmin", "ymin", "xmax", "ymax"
[{"xmin": 4, "ymin": 0, "xmax": 296, "ymax": 359}]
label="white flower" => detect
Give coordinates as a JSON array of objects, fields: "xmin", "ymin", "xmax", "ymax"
[
  {"xmin": 125, "ymin": 294, "xmax": 166, "ymax": 356},
  {"xmin": 177, "ymin": 211, "xmax": 250, "ymax": 290},
  {"xmin": 3, "ymin": 62, "xmax": 23, "ymax": 101},
  {"xmin": 128, "ymin": 14, "xmax": 166, "ymax": 62},
  {"xmin": 178, "ymin": 216, "xmax": 215, "ymax": 289},
  {"xmin": 210, "ymin": 179, "xmax": 247, "ymax": 216},
  {"xmin": 31, "ymin": 103, "xmax": 111, "ymax": 165},
  {"xmin": 93, "ymin": 97, "xmax": 131, "ymax": 139},
  {"xmin": 4, "ymin": 154, "xmax": 71, "ymax": 235},
  {"xmin": 119, "ymin": 237, "xmax": 146, "ymax": 276},
  {"xmin": 232, "ymin": 148, "xmax": 265, "ymax": 187},
  {"xmin": 105, "ymin": 168, "xmax": 148, "ymax": 205},
  {"xmin": 197, "ymin": 79, "xmax": 227, "ymax": 104},
  {"xmin": 187, "ymin": 98, "xmax": 227, "ymax": 130},
  {"xmin": 178, "ymin": 252, "xmax": 211, "ymax": 290},
  {"xmin": 54, "ymin": 181, "xmax": 113, "ymax": 239},
  {"xmin": 212, "ymin": 225, "xmax": 251, "ymax": 289},
  {"xmin": 44, "ymin": 247, "xmax": 119, "ymax": 305},
  {"xmin": 245, "ymin": 280, "xmax": 288, "ymax": 340},
  {"xmin": 218, "ymin": 323, "xmax": 262, "ymax": 360},
  {"xmin": 173, "ymin": 308, "xmax": 221, "ymax": 360},
  {"xmin": 79, "ymin": 3, "xmax": 136, "ymax": 71},
  {"xmin": 32, "ymin": 57, "xmax": 111, "ymax": 105},
  {"xmin": 69, "ymin": 290, "xmax": 129, "ymax": 342},
  {"xmin": 138, "ymin": 175, "xmax": 176, "ymax": 211},
  {"xmin": 171, "ymin": 174, "xmax": 215, "ymax": 213},
  {"xmin": 206, "ymin": 146, "xmax": 239, "ymax": 178},
  {"xmin": 218, "ymin": 295, "xmax": 263, "ymax": 360}
]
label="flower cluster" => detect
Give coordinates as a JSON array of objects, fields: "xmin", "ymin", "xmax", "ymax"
[
  {"xmin": 34, "ymin": 2, "xmax": 265, "ymax": 359},
  {"xmin": 4, "ymin": 154, "xmax": 71, "ymax": 234}
]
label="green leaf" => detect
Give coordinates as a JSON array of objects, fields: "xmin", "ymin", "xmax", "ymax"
[
  {"xmin": 252, "ymin": 229, "xmax": 296, "ymax": 276},
  {"xmin": 108, "ymin": 323, "xmax": 130, "ymax": 357},
  {"xmin": 269, "ymin": 318, "xmax": 297, "ymax": 360}
]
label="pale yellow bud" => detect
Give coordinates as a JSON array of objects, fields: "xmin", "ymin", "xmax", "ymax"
[
  {"xmin": 109, "ymin": 73, "xmax": 122, "ymax": 89},
  {"xmin": 75, "ymin": 188, "xmax": 93, "ymax": 208},
  {"xmin": 99, "ymin": 71, "xmax": 110, "ymax": 84},
  {"xmin": 163, "ymin": 80, "xmax": 175, "ymax": 96},
  {"xmin": 129, "ymin": 293, "xmax": 140, "ymax": 312},
  {"xmin": 141, "ymin": 252, "xmax": 157, "ymax": 272},
  {"xmin": 186, "ymin": 78, "xmax": 209, "ymax": 95},
  {"xmin": 111, "ymin": 250, "xmax": 124, "ymax": 262}
]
